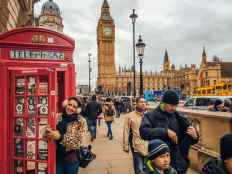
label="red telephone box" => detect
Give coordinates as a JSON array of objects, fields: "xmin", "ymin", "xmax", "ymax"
[{"xmin": 0, "ymin": 27, "xmax": 76, "ymax": 174}]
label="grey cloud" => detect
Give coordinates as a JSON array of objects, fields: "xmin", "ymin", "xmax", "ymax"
[{"xmin": 35, "ymin": 0, "xmax": 232, "ymax": 86}]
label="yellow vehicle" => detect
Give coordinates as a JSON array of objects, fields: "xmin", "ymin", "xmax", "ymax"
[
  {"xmin": 193, "ymin": 82, "xmax": 232, "ymax": 96},
  {"xmin": 193, "ymin": 86, "xmax": 215, "ymax": 96}
]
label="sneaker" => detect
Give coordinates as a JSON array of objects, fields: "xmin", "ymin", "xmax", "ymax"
[{"xmin": 109, "ymin": 136, "xmax": 113, "ymax": 140}]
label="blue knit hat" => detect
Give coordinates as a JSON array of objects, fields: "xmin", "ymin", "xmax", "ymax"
[{"xmin": 147, "ymin": 139, "xmax": 170, "ymax": 160}]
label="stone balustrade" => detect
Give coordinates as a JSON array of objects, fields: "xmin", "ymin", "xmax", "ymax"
[{"xmin": 177, "ymin": 108, "xmax": 232, "ymax": 171}]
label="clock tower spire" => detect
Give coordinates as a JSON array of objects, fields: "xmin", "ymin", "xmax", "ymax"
[{"xmin": 97, "ymin": 0, "xmax": 116, "ymax": 95}]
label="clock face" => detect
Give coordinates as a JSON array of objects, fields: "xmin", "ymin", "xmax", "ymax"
[
  {"xmin": 102, "ymin": 13, "xmax": 110, "ymax": 20},
  {"xmin": 103, "ymin": 27, "xmax": 112, "ymax": 36}
]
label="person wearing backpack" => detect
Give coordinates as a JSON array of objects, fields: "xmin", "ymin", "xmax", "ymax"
[{"xmin": 103, "ymin": 97, "xmax": 116, "ymax": 140}]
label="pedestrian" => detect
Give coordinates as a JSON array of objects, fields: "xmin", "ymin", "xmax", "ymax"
[
  {"xmin": 114, "ymin": 97, "xmax": 121, "ymax": 118},
  {"xmin": 224, "ymin": 99, "xmax": 231, "ymax": 112},
  {"xmin": 142, "ymin": 139, "xmax": 177, "ymax": 174},
  {"xmin": 45, "ymin": 96, "xmax": 88, "ymax": 174},
  {"xmin": 208, "ymin": 99, "xmax": 224, "ymax": 112},
  {"xmin": 202, "ymin": 133, "xmax": 232, "ymax": 174},
  {"xmin": 85, "ymin": 95, "xmax": 102, "ymax": 141},
  {"xmin": 207, "ymin": 100, "xmax": 215, "ymax": 111},
  {"xmin": 123, "ymin": 97, "xmax": 148, "ymax": 174},
  {"xmin": 103, "ymin": 97, "xmax": 116, "ymax": 140},
  {"xmin": 119, "ymin": 98, "xmax": 124, "ymax": 115},
  {"xmin": 97, "ymin": 96, "xmax": 104, "ymax": 126},
  {"xmin": 139, "ymin": 90, "xmax": 199, "ymax": 174}
]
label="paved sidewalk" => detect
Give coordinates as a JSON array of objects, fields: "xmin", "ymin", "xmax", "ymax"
[{"xmin": 79, "ymin": 116, "xmax": 198, "ymax": 174}]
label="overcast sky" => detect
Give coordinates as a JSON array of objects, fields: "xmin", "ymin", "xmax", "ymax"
[{"xmin": 35, "ymin": 0, "xmax": 232, "ymax": 87}]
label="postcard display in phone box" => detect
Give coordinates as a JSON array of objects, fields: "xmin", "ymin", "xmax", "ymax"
[{"xmin": 0, "ymin": 27, "xmax": 76, "ymax": 174}]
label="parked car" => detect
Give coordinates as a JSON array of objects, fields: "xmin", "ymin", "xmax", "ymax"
[{"xmin": 184, "ymin": 96, "xmax": 232, "ymax": 110}]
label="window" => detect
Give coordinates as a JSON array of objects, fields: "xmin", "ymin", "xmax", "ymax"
[
  {"xmin": 195, "ymin": 98, "xmax": 208, "ymax": 106},
  {"xmin": 195, "ymin": 98, "xmax": 216, "ymax": 106},
  {"xmin": 184, "ymin": 98, "xmax": 194, "ymax": 107}
]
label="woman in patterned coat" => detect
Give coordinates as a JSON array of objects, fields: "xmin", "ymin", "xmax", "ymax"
[{"xmin": 46, "ymin": 96, "xmax": 88, "ymax": 174}]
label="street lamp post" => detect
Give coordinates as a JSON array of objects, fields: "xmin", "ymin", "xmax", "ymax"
[
  {"xmin": 130, "ymin": 9, "xmax": 138, "ymax": 98},
  {"xmin": 88, "ymin": 53, "xmax": 92, "ymax": 94},
  {"xmin": 136, "ymin": 35, "xmax": 146, "ymax": 97}
]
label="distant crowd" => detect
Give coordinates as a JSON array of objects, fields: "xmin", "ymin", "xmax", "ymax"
[{"xmin": 208, "ymin": 98, "xmax": 232, "ymax": 112}]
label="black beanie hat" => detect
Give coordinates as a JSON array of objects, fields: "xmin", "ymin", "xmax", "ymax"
[
  {"xmin": 146, "ymin": 139, "xmax": 170, "ymax": 160},
  {"xmin": 220, "ymin": 134, "xmax": 232, "ymax": 160},
  {"xmin": 162, "ymin": 90, "xmax": 179, "ymax": 105}
]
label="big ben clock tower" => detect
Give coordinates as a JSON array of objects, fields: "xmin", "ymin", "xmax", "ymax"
[{"xmin": 97, "ymin": 0, "xmax": 116, "ymax": 95}]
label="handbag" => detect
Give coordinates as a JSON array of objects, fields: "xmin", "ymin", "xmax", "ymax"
[
  {"xmin": 78, "ymin": 145, "xmax": 96, "ymax": 168},
  {"xmin": 104, "ymin": 115, "xmax": 114, "ymax": 122}
]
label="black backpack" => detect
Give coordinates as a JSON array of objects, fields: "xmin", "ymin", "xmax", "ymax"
[{"xmin": 106, "ymin": 106, "xmax": 115, "ymax": 116}]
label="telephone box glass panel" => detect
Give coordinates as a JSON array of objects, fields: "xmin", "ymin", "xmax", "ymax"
[
  {"xmin": 26, "ymin": 161, "xmax": 36, "ymax": 174},
  {"xmin": 38, "ymin": 118, "xmax": 48, "ymax": 138},
  {"xmin": 38, "ymin": 96, "xmax": 48, "ymax": 116},
  {"xmin": 26, "ymin": 118, "xmax": 36, "ymax": 138},
  {"xmin": 16, "ymin": 97, "xmax": 24, "ymax": 116},
  {"xmin": 28, "ymin": 77, "xmax": 36, "ymax": 95},
  {"xmin": 15, "ymin": 160, "xmax": 24, "ymax": 174},
  {"xmin": 15, "ymin": 118, "xmax": 24, "ymax": 136},
  {"xmin": 38, "ymin": 140, "xmax": 48, "ymax": 160},
  {"xmin": 15, "ymin": 138, "xmax": 24, "ymax": 157},
  {"xmin": 38, "ymin": 163, "xmax": 48, "ymax": 174},
  {"xmin": 27, "ymin": 97, "xmax": 36, "ymax": 116},
  {"xmin": 39, "ymin": 76, "xmax": 48, "ymax": 95},
  {"xmin": 26, "ymin": 141, "xmax": 36, "ymax": 160},
  {"xmin": 16, "ymin": 78, "xmax": 25, "ymax": 95}
]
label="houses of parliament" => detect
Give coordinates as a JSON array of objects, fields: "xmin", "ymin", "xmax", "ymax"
[
  {"xmin": 1, "ymin": 0, "xmax": 231, "ymax": 96},
  {"xmin": 97, "ymin": 0, "xmax": 232, "ymax": 96}
]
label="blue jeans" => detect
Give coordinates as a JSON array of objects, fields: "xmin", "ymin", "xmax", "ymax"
[
  {"xmin": 106, "ymin": 121, "xmax": 113, "ymax": 137},
  {"xmin": 131, "ymin": 151, "xmax": 145, "ymax": 174},
  {"xmin": 88, "ymin": 119, "xmax": 97, "ymax": 138},
  {"xmin": 56, "ymin": 158, "xmax": 79, "ymax": 174}
]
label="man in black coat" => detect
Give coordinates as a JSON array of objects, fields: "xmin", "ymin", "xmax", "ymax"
[
  {"xmin": 139, "ymin": 90, "xmax": 199, "ymax": 174},
  {"xmin": 85, "ymin": 95, "xmax": 102, "ymax": 141}
]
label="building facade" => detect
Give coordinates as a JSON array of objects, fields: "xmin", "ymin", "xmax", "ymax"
[
  {"xmin": 38, "ymin": 0, "xmax": 63, "ymax": 32},
  {"xmin": 0, "ymin": 0, "xmax": 38, "ymax": 33},
  {"xmin": 97, "ymin": 0, "xmax": 232, "ymax": 96},
  {"xmin": 197, "ymin": 48, "xmax": 232, "ymax": 87}
]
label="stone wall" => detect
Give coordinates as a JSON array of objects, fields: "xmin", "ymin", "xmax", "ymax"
[
  {"xmin": 0, "ymin": 0, "xmax": 35, "ymax": 33},
  {"xmin": 178, "ymin": 108, "xmax": 232, "ymax": 172}
]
